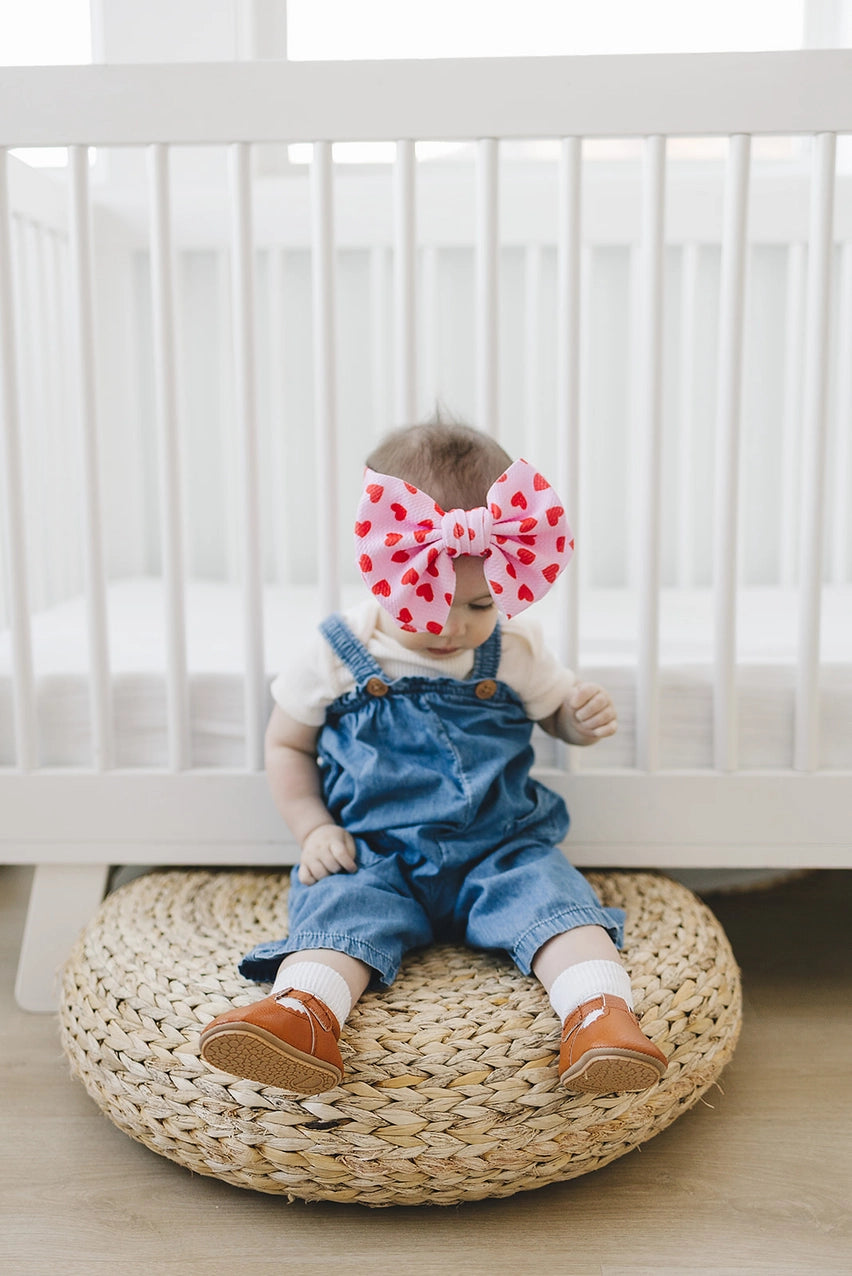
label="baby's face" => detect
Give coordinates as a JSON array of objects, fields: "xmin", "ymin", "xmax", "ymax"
[{"xmin": 382, "ymin": 556, "xmax": 499, "ymax": 657}]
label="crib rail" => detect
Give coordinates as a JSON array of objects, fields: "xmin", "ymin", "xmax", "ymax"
[
  {"xmin": 3, "ymin": 53, "xmax": 852, "ymax": 145},
  {"xmin": 1, "ymin": 53, "xmax": 851, "ymax": 803}
]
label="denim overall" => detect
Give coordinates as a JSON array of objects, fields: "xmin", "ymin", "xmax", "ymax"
[{"xmin": 240, "ymin": 614, "xmax": 624, "ymax": 988}]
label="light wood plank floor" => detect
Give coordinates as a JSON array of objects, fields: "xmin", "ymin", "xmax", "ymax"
[{"xmin": 1, "ymin": 865, "xmax": 849, "ymax": 1276}]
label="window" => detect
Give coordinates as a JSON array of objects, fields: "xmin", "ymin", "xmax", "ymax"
[{"xmin": 287, "ymin": 0, "xmax": 806, "ymax": 60}]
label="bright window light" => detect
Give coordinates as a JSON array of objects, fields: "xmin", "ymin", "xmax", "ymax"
[
  {"xmin": 0, "ymin": 0, "xmax": 91, "ymax": 66},
  {"xmin": 287, "ymin": 0, "xmax": 805, "ymax": 60}
]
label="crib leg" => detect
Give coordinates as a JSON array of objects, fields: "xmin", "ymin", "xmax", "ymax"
[{"xmin": 15, "ymin": 864, "xmax": 111, "ymax": 1013}]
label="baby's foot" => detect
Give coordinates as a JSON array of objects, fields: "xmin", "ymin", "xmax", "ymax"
[
  {"xmin": 559, "ymin": 994, "xmax": 667, "ymax": 1093},
  {"xmin": 200, "ymin": 989, "xmax": 344, "ymax": 1094}
]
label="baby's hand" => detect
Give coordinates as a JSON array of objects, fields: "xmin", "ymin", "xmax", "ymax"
[
  {"xmin": 565, "ymin": 681, "xmax": 617, "ymax": 745},
  {"xmin": 298, "ymin": 823, "xmax": 358, "ymax": 885}
]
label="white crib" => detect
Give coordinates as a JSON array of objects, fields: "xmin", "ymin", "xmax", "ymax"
[{"xmin": 1, "ymin": 52, "xmax": 850, "ymax": 1010}]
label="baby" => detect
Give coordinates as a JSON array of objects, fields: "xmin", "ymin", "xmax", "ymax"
[{"xmin": 200, "ymin": 419, "xmax": 666, "ymax": 1096}]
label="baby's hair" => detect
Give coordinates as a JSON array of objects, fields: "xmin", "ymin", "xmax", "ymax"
[{"xmin": 365, "ymin": 409, "xmax": 512, "ymax": 512}]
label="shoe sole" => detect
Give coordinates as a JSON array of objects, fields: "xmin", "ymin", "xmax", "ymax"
[
  {"xmin": 200, "ymin": 1022, "xmax": 343, "ymax": 1095},
  {"xmin": 560, "ymin": 1047, "xmax": 666, "ymax": 1094}
]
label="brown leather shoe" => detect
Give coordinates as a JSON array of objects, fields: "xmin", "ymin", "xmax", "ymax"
[
  {"xmin": 200, "ymin": 989, "xmax": 344, "ymax": 1094},
  {"xmin": 559, "ymin": 994, "xmax": 667, "ymax": 1094}
]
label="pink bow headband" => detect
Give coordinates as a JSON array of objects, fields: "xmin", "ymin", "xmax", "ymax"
[{"xmin": 354, "ymin": 458, "xmax": 574, "ymax": 633}]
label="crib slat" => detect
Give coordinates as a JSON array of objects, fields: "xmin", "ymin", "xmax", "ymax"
[
  {"xmin": 556, "ymin": 138, "xmax": 582, "ymax": 679},
  {"xmin": 795, "ymin": 132, "xmax": 837, "ymax": 773},
  {"xmin": 229, "ymin": 142, "xmax": 266, "ymax": 772},
  {"xmin": 831, "ymin": 242, "xmax": 852, "ymax": 585},
  {"xmin": 523, "ymin": 243, "xmax": 543, "ymax": 459},
  {"xmin": 310, "ymin": 141, "xmax": 341, "ymax": 616},
  {"xmin": 676, "ymin": 244, "xmax": 699, "ymax": 589},
  {"xmin": 780, "ymin": 243, "xmax": 806, "ymax": 587},
  {"xmin": 421, "ymin": 245, "xmax": 438, "ymax": 414},
  {"xmin": 476, "ymin": 138, "xmax": 499, "ymax": 436},
  {"xmin": 713, "ymin": 135, "xmax": 751, "ymax": 773},
  {"xmin": 370, "ymin": 247, "xmax": 390, "ymax": 434},
  {"xmin": 0, "ymin": 151, "xmax": 37, "ymax": 769},
  {"xmin": 394, "ymin": 140, "xmax": 417, "ymax": 422},
  {"xmin": 268, "ymin": 247, "xmax": 290, "ymax": 584},
  {"xmin": 634, "ymin": 136, "xmax": 666, "ymax": 772},
  {"xmin": 148, "ymin": 144, "xmax": 190, "ymax": 772},
  {"xmin": 69, "ymin": 146, "xmax": 113, "ymax": 770}
]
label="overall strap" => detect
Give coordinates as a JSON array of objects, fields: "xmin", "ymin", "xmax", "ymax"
[
  {"xmin": 319, "ymin": 614, "xmax": 385, "ymax": 685},
  {"xmin": 471, "ymin": 623, "xmax": 502, "ymax": 678}
]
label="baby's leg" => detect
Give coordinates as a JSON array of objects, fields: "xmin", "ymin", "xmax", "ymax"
[
  {"xmin": 531, "ymin": 923, "xmax": 623, "ymax": 988},
  {"xmin": 274, "ymin": 947, "xmax": 372, "ymax": 1021},
  {"xmin": 532, "ymin": 926, "xmax": 667, "ymax": 1094}
]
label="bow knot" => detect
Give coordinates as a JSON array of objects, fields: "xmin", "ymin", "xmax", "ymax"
[{"xmin": 440, "ymin": 506, "xmax": 493, "ymax": 557}]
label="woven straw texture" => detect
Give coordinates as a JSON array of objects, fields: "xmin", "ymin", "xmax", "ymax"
[{"xmin": 60, "ymin": 869, "xmax": 741, "ymax": 1207}]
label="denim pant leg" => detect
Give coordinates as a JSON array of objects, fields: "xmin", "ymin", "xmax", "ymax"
[
  {"xmin": 455, "ymin": 841, "xmax": 625, "ymax": 975},
  {"xmin": 240, "ymin": 850, "xmax": 435, "ymax": 989}
]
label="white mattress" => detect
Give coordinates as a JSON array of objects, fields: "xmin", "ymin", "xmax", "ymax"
[{"xmin": 1, "ymin": 577, "xmax": 850, "ymax": 770}]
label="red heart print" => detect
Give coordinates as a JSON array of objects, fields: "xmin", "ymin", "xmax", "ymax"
[
  {"xmin": 497, "ymin": 473, "xmax": 508, "ymax": 483},
  {"xmin": 355, "ymin": 520, "xmax": 371, "ymax": 538},
  {"xmin": 426, "ymin": 621, "xmax": 443, "ymax": 634},
  {"xmin": 517, "ymin": 583, "xmax": 534, "ymax": 603},
  {"xmin": 401, "ymin": 568, "xmax": 419, "ymax": 585},
  {"xmin": 556, "ymin": 536, "xmax": 565, "ymax": 553},
  {"xmin": 372, "ymin": 579, "xmax": 391, "ymax": 597},
  {"xmin": 489, "ymin": 579, "xmax": 503, "ymax": 594},
  {"xmin": 359, "ymin": 554, "xmax": 373, "ymax": 573},
  {"xmin": 367, "ymin": 484, "xmax": 384, "ymax": 503},
  {"xmin": 392, "ymin": 550, "xmax": 410, "ymax": 563},
  {"xmin": 398, "ymin": 608, "xmax": 413, "ymax": 623},
  {"xmin": 454, "ymin": 522, "xmax": 464, "ymax": 539},
  {"xmin": 495, "ymin": 534, "xmax": 508, "ymax": 546},
  {"xmin": 511, "ymin": 491, "xmax": 527, "ymax": 510},
  {"xmin": 405, "ymin": 482, "xmax": 418, "ymax": 494},
  {"xmin": 445, "ymin": 593, "xmax": 453, "ymax": 605},
  {"xmin": 401, "ymin": 624, "xmax": 417, "ymax": 632},
  {"xmin": 533, "ymin": 472, "xmax": 549, "ymax": 491},
  {"xmin": 385, "ymin": 532, "xmax": 403, "ymax": 546},
  {"xmin": 519, "ymin": 517, "xmax": 538, "ymax": 533},
  {"xmin": 546, "ymin": 505, "xmax": 564, "ymax": 526},
  {"xmin": 490, "ymin": 502, "xmax": 502, "ymax": 519},
  {"xmin": 517, "ymin": 547, "xmax": 536, "ymax": 565},
  {"xmin": 542, "ymin": 563, "xmax": 560, "ymax": 583},
  {"xmin": 414, "ymin": 529, "xmax": 429, "ymax": 544},
  {"xmin": 416, "ymin": 582, "xmax": 434, "ymax": 601},
  {"xmin": 391, "ymin": 503, "xmax": 408, "ymax": 521},
  {"xmin": 506, "ymin": 562, "xmax": 517, "ymax": 580},
  {"xmin": 570, "ymin": 538, "xmax": 575, "ymax": 550}
]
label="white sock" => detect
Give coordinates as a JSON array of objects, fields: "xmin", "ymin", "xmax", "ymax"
[
  {"xmin": 548, "ymin": 960, "xmax": 634, "ymax": 1024},
  {"xmin": 271, "ymin": 960, "xmax": 353, "ymax": 1027}
]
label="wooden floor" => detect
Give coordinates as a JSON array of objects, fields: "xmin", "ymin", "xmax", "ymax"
[{"xmin": 1, "ymin": 865, "xmax": 849, "ymax": 1276}]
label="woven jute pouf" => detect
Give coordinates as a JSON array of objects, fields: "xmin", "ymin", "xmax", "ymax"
[{"xmin": 60, "ymin": 869, "xmax": 741, "ymax": 1207}]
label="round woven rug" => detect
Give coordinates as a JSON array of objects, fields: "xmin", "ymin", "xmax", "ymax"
[{"xmin": 60, "ymin": 869, "xmax": 741, "ymax": 1207}]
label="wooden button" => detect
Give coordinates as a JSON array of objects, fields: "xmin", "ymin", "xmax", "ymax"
[
  {"xmin": 365, "ymin": 676, "xmax": 389, "ymax": 697},
  {"xmin": 474, "ymin": 679, "xmax": 497, "ymax": 700}
]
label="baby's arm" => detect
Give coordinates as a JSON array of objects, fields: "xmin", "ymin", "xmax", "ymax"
[
  {"xmin": 265, "ymin": 705, "xmax": 358, "ymax": 885},
  {"xmin": 537, "ymin": 681, "xmax": 617, "ymax": 747}
]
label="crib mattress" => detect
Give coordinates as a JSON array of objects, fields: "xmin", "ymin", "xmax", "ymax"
[{"xmin": 0, "ymin": 577, "xmax": 850, "ymax": 770}]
